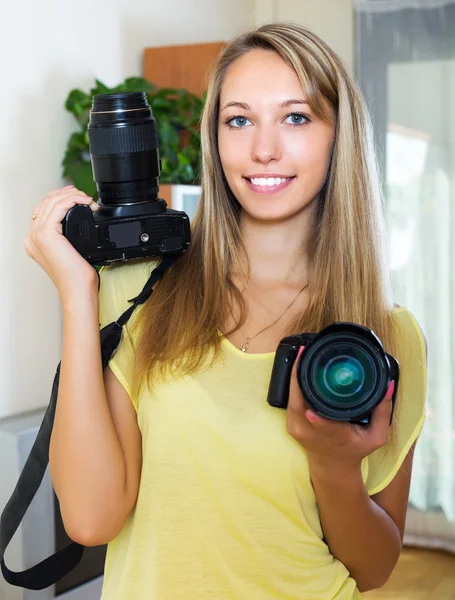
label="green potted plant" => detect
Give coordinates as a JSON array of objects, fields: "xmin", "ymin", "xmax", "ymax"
[{"xmin": 62, "ymin": 77, "xmax": 205, "ymax": 208}]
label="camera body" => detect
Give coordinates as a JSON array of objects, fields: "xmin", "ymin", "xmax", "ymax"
[
  {"xmin": 62, "ymin": 91, "xmax": 191, "ymax": 265},
  {"xmin": 267, "ymin": 322, "xmax": 399, "ymax": 426},
  {"xmin": 62, "ymin": 199, "xmax": 190, "ymax": 265}
]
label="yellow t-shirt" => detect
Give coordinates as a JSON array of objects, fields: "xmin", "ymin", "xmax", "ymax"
[{"xmin": 98, "ymin": 258, "xmax": 427, "ymax": 600}]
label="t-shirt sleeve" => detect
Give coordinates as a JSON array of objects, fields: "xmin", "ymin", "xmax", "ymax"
[
  {"xmin": 365, "ymin": 307, "xmax": 427, "ymax": 496},
  {"xmin": 98, "ymin": 258, "xmax": 160, "ymax": 412}
]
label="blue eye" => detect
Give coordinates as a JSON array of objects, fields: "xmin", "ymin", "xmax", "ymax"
[
  {"xmin": 285, "ymin": 113, "xmax": 308, "ymax": 126},
  {"xmin": 227, "ymin": 116, "xmax": 251, "ymax": 128}
]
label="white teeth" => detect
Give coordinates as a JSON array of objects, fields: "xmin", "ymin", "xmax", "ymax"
[{"xmin": 250, "ymin": 177, "xmax": 290, "ymax": 187}]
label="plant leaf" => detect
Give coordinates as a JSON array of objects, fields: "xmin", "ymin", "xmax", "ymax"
[
  {"xmin": 71, "ymin": 163, "xmax": 97, "ymax": 197},
  {"xmin": 65, "ymin": 89, "xmax": 91, "ymax": 117},
  {"xmin": 93, "ymin": 79, "xmax": 111, "ymax": 95},
  {"xmin": 123, "ymin": 77, "xmax": 156, "ymax": 92}
]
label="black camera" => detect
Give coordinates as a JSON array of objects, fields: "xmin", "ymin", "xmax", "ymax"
[
  {"xmin": 267, "ymin": 322, "xmax": 399, "ymax": 426},
  {"xmin": 62, "ymin": 92, "xmax": 191, "ymax": 265}
]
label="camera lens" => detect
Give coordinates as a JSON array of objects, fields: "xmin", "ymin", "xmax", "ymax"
[
  {"xmin": 88, "ymin": 92, "xmax": 160, "ymax": 205},
  {"xmin": 297, "ymin": 324, "xmax": 392, "ymax": 422},
  {"xmin": 312, "ymin": 343, "xmax": 377, "ymax": 407}
]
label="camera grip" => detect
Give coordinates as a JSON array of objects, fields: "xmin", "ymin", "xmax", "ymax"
[{"xmin": 267, "ymin": 341, "xmax": 300, "ymax": 409}]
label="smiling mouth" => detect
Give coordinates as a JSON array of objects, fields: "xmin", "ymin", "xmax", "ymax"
[{"xmin": 243, "ymin": 176, "xmax": 296, "ymax": 193}]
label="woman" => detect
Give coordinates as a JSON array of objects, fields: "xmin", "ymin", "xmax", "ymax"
[{"xmin": 25, "ymin": 22, "xmax": 427, "ymax": 600}]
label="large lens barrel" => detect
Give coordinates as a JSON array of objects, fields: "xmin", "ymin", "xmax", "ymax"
[
  {"xmin": 88, "ymin": 92, "xmax": 160, "ymax": 205},
  {"xmin": 298, "ymin": 324, "xmax": 393, "ymax": 422}
]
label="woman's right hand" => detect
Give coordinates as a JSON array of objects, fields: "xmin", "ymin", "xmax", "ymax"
[{"xmin": 24, "ymin": 186, "xmax": 100, "ymax": 300}]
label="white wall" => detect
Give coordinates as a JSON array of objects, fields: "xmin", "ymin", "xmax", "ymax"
[
  {"xmin": 253, "ymin": 0, "xmax": 354, "ymax": 72},
  {"xmin": 0, "ymin": 0, "xmax": 254, "ymax": 420}
]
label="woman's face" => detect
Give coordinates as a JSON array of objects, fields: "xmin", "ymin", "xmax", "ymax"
[{"xmin": 218, "ymin": 49, "xmax": 335, "ymax": 223}]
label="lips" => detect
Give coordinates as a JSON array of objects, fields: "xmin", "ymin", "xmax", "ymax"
[{"xmin": 243, "ymin": 176, "xmax": 296, "ymax": 194}]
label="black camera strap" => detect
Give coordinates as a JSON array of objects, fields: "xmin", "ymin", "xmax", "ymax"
[{"xmin": 0, "ymin": 255, "xmax": 178, "ymax": 590}]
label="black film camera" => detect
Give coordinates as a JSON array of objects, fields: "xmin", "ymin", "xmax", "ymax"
[
  {"xmin": 62, "ymin": 92, "xmax": 191, "ymax": 265},
  {"xmin": 267, "ymin": 323, "xmax": 399, "ymax": 426}
]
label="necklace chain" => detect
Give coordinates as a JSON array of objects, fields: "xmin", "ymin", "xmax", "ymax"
[{"xmin": 229, "ymin": 283, "xmax": 309, "ymax": 353}]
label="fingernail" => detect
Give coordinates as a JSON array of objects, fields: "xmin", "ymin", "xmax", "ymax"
[
  {"xmin": 306, "ymin": 410, "xmax": 317, "ymax": 423},
  {"xmin": 387, "ymin": 380, "xmax": 395, "ymax": 397},
  {"xmin": 63, "ymin": 185, "xmax": 75, "ymax": 188},
  {"xmin": 297, "ymin": 345, "xmax": 305, "ymax": 361}
]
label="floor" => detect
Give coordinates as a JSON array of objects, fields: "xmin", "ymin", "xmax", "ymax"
[{"xmin": 361, "ymin": 547, "xmax": 455, "ymax": 599}]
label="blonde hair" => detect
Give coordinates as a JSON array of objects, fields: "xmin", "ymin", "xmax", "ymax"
[{"xmin": 130, "ymin": 22, "xmax": 398, "ymax": 400}]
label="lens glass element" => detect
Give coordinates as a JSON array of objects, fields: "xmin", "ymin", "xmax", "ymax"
[{"xmin": 311, "ymin": 342, "xmax": 377, "ymax": 407}]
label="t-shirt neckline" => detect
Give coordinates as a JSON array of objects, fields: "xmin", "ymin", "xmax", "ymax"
[{"xmin": 218, "ymin": 330, "xmax": 276, "ymax": 360}]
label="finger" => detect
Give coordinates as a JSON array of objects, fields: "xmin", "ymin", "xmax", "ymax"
[
  {"xmin": 368, "ymin": 380, "xmax": 395, "ymax": 446},
  {"xmin": 30, "ymin": 185, "xmax": 76, "ymax": 219},
  {"xmin": 304, "ymin": 410, "xmax": 351, "ymax": 432},
  {"xmin": 36, "ymin": 195, "xmax": 98, "ymax": 235},
  {"xmin": 288, "ymin": 345, "xmax": 306, "ymax": 413},
  {"xmin": 39, "ymin": 190, "xmax": 97, "ymax": 223},
  {"xmin": 288, "ymin": 345, "xmax": 325, "ymax": 426},
  {"xmin": 291, "ymin": 345, "xmax": 305, "ymax": 380}
]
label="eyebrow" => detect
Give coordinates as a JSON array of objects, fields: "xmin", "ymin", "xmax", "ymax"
[{"xmin": 220, "ymin": 99, "xmax": 309, "ymax": 111}]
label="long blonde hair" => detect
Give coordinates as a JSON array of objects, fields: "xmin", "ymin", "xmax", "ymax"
[{"xmin": 131, "ymin": 21, "xmax": 397, "ymax": 394}]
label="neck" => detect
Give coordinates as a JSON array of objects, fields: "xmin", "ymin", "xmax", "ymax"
[{"xmin": 237, "ymin": 202, "xmax": 317, "ymax": 288}]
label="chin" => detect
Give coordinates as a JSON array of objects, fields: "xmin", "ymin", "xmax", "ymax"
[{"xmin": 241, "ymin": 205, "xmax": 298, "ymax": 224}]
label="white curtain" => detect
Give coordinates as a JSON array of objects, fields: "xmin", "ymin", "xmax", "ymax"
[{"xmin": 355, "ymin": 0, "xmax": 455, "ymax": 552}]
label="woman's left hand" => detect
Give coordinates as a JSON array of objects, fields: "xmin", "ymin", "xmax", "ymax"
[{"xmin": 286, "ymin": 347, "xmax": 395, "ymax": 470}]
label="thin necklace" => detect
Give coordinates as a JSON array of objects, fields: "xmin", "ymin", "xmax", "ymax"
[{"xmin": 229, "ymin": 283, "xmax": 309, "ymax": 353}]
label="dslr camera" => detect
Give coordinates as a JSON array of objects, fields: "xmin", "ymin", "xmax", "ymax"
[
  {"xmin": 62, "ymin": 92, "xmax": 191, "ymax": 265},
  {"xmin": 267, "ymin": 322, "xmax": 399, "ymax": 426}
]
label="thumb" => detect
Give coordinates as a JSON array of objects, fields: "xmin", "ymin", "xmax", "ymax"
[
  {"xmin": 291, "ymin": 345, "xmax": 305, "ymax": 377},
  {"xmin": 288, "ymin": 345, "xmax": 306, "ymax": 411},
  {"xmin": 369, "ymin": 380, "xmax": 395, "ymax": 441}
]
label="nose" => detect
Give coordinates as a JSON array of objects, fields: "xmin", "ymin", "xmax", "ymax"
[{"xmin": 250, "ymin": 124, "xmax": 282, "ymax": 164}]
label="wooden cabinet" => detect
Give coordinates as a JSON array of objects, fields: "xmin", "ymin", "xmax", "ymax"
[{"xmin": 143, "ymin": 41, "xmax": 224, "ymax": 96}]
